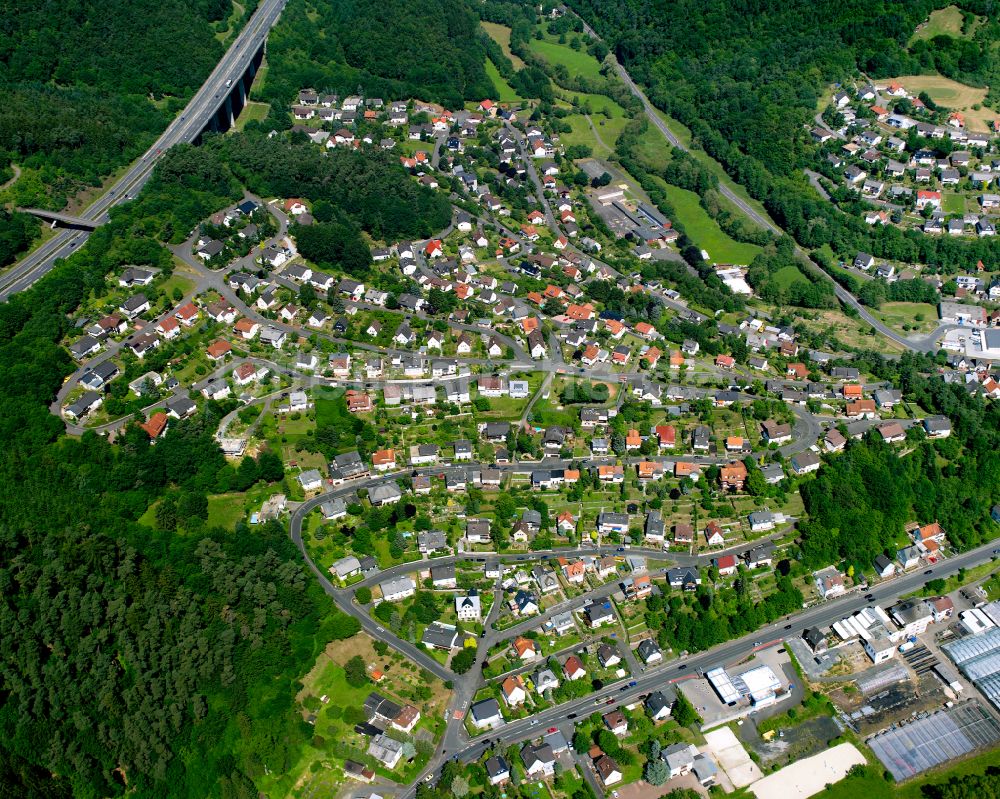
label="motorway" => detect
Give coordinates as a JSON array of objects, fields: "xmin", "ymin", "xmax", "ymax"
[{"xmin": 0, "ymin": 0, "xmax": 288, "ymax": 300}]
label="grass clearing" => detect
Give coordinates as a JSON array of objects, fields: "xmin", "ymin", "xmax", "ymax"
[
  {"xmin": 561, "ymin": 114, "xmax": 628, "ymax": 158},
  {"xmin": 648, "ymin": 107, "xmax": 777, "ymax": 227},
  {"xmin": 771, "ymin": 264, "xmax": 810, "ymax": 290},
  {"xmin": 234, "ymin": 100, "xmax": 270, "ymax": 131},
  {"xmin": 214, "ymin": 0, "xmax": 244, "ymax": 44},
  {"xmin": 528, "ymin": 37, "xmax": 604, "ymax": 82},
  {"xmin": 556, "ymin": 88, "xmax": 626, "ymax": 118},
  {"xmin": 875, "ymin": 301, "xmax": 938, "ymax": 334},
  {"xmin": 910, "ymin": 5, "xmax": 972, "ymax": 42},
  {"xmin": 812, "ymin": 745, "xmax": 1000, "ymax": 799},
  {"xmin": 943, "ymin": 192, "xmax": 966, "ymax": 215},
  {"xmin": 206, "ymin": 493, "xmax": 249, "ymax": 529},
  {"xmin": 485, "ymin": 59, "xmax": 524, "ymax": 103},
  {"xmin": 632, "ymin": 123, "xmax": 675, "ymax": 170},
  {"xmin": 651, "ymin": 177, "xmax": 762, "ymax": 264},
  {"xmin": 261, "ymin": 633, "xmax": 452, "ymax": 799},
  {"xmin": 482, "ymin": 21, "xmax": 525, "ymax": 69},
  {"xmin": 791, "ymin": 307, "xmax": 906, "ymax": 353},
  {"xmin": 157, "ymin": 271, "xmax": 195, "ymax": 299}
]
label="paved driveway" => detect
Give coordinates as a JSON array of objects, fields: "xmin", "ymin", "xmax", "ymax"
[{"xmin": 613, "ymin": 772, "xmax": 708, "ymax": 799}]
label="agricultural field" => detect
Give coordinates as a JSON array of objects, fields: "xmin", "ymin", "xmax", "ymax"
[
  {"xmin": 481, "ymin": 21, "xmax": 525, "ymax": 69},
  {"xmin": 882, "ymin": 74, "xmax": 996, "ymax": 131}
]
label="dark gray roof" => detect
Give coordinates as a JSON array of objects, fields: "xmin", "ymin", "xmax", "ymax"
[{"xmin": 470, "ymin": 698, "xmax": 502, "ymax": 722}]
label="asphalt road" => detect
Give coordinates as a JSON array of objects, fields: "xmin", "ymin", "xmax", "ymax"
[
  {"xmin": 0, "ymin": 0, "xmax": 287, "ymax": 300},
  {"xmin": 572, "ymin": 16, "xmax": 957, "ymax": 356},
  {"xmin": 400, "ymin": 538, "xmax": 1000, "ymax": 796}
]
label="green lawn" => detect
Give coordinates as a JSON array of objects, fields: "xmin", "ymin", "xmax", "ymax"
[
  {"xmin": 157, "ymin": 272, "xmax": 195, "ymax": 299},
  {"xmin": 486, "ymin": 59, "xmax": 524, "ymax": 103},
  {"xmin": 234, "ymin": 100, "xmax": 270, "ymax": 132},
  {"xmin": 771, "ymin": 264, "xmax": 810, "ymax": 290},
  {"xmin": 528, "ymin": 37, "xmax": 604, "ymax": 82},
  {"xmin": 557, "ymin": 88, "xmax": 626, "ymax": 118},
  {"xmin": 139, "ymin": 492, "xmax": 250, "ymax": 531},
  {"xmin": 655, "ymin": 178, "xmax": 762, "ymax": 264},
  {"xmin": 631, "ymin": 123, "xmax": 675, "ymax": 170},
  {"xmin": 206, "ymin": 493, "xmax": 249, "ymax": 529},
  {"xmin": 258, "ymin": 661, "xmax": 374, "ymax": 798},
  {"xmin": 530, "ymin": 397, "xmax": 581, "ymax": 428},
  {"xmin": 942, "ymin": 192, "xmax": 966, "ymax": 215},
  {"xmin": 811, "ymin": 745, "xmax": 1000, "ymax": 799},
  {"xmin": 561, "ymin": 114, "xmax": 629, "ymax": 158}
]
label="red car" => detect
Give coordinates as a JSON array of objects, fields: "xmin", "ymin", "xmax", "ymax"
[{"xmin": 547, "ymin": 727, "xmax": 558, "ymax": 734}]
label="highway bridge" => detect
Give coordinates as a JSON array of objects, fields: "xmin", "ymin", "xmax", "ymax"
[
  {"xmin": 0, "ymin": 0, "xmax": 286, "ymax": 300},
  {"xmin": 18, "ymin": 209, "xmax": 100, "ymax": 230}
]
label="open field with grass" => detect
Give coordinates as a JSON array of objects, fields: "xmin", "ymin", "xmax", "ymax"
[
  {"xmin": 556, "ymin": 88, "xmax": 626, "ymax": 118},
  {"xmin": 561, "ymin": 114, "xmax": 628, "ymax": 158},
  {"xmin": 528, "ymin": 37, "xmax": 604, "ymax": 82},
  {"xmin": 486, "ymin": 59, "xmax": 524, "ymax": 102},
  {"xmin": 793, "ymin": 307, "xmax": 907, "ymax": 354},
  {"xmin": 650, "ymin": 177, "xmax": 762, "ymax": 264},
  {"xmin": 234, "ymin": 100, "xmax": 270, "ymax": 131},
  {"xmin": 882, "ymin": 73, "xmax": 996, "ymax": 131},
  {"xmin": 259, "ymin": 633, "xmax": 452, "ymax": 799},
  {"xmin": 214, "ymin": 0, "xmax": 245, "ymax": 44},
  {"xmin": 811, "ymin": 745, "xmax": 1000, "ymax": 799},
  {"xmin": 157, "ymin": 270, "xmax": 195, "ymax": 298},
  {"xmin": 910, "ymin": 5, "xmax": 976, "ymax": 42},
  {"xmin": 943, "ymin": 191, "xmax": 967, "ymax": 215},
  {"xmin": 875, "ymin": 301, "xmax": 939, "ymax": 334},
  {"xmin": 482, "ymin": 21, "xmax": 525, "ymax": 69},
  {"xmin": 206, "ymin": 493, "xmax": 249, "ymax": 529}
]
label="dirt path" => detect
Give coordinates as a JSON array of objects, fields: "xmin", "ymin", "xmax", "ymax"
[
  {"xmin": 585, "ymin": 114, "xmax": 611, "ymax": 153},
  {"xmin": 0, "ymin": 164, "xmax": 21, "ymax": 193}
]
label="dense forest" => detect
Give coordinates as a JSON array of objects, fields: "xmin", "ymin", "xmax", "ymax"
[
  {"xmin": 565, "ymin": 0, "xmax": 1000, "ymax": 272},
  {"xmin": 0, "ymin": 0, "xmax": 243, "ymax": 211},
  {"xmin": 217, "ymin": 134, "xmax": 452, "ymax": 241},
  {"xmin": 798, "ymin": 351, "xmax": 1000, "ymax": 572},
  {"xmin": 0, "ymin": 147, "xmax": 361, "ymax": 797},
  {"xmin": 259, "ymin": 0, "xmax": 493, "ymax": 113},
  {"xmin": 0, "ymin": 209, "xmax": 39, "ymax": 268}
]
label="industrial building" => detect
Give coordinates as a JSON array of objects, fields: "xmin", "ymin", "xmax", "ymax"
[
  {"xmin": 943, "ymin": 627, "xmax": 1000, "ymax": 709},
  {"xmin": 706, "ymin": 664, "xmax": 783, "ymax": 708}
]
